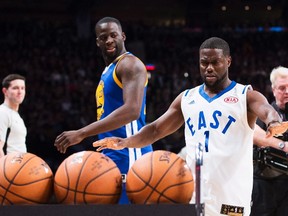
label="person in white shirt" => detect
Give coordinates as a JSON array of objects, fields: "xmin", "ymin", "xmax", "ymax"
[{"xmin": 0, "ymin": 74, "xmax": 27, "ymax": 158}]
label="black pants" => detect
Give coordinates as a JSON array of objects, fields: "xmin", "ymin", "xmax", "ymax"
[{"xmin": 251, "ymin": 176, "xmax": 288, "ymax": 216}]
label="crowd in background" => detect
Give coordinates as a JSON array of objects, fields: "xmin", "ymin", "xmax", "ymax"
[{"xmin": 0, "ymin": 19, "xmax": 288, "ymax": 172}]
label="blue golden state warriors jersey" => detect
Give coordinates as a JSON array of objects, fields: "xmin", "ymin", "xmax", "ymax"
[{"xmin": 95, "ymin": 52, "xmax": 152, "ymax": 175}]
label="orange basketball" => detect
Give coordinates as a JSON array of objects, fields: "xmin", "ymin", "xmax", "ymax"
[
  {"xmin": 126, "ymin": 150, "xmax": 194, "ymax": 204},
  {"xmin": 54, "ymin": 151, "xmax": 122, "ymax": 204},
  {"xmin": 0, "ymin": 152, "xmax": 53, "ymax": 205}
]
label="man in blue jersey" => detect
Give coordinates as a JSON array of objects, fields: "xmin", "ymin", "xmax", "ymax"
[{"xmin": 54, "ymin": 17, "xmax": 153, "ymax": 204}]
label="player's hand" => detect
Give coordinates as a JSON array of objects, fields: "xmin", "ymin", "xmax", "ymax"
[
  {"xmin": 54, "ymin": 130, "xmax": 83, "ymax": 154},
  {"xmin": 266, "ymin": 121, "xmax": 288, "ymax": 138},
  {"xmin": 93, "ymin": 137, "xmax": 125, "ymax": 151}
]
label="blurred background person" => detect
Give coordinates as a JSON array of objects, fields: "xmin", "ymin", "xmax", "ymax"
[
  {"xmin": 0, "ymin": 74, "xmax": 27, "ymax": 158},
  {"xmin": 252, "ymin": 66, "xmax": 288, "ymax": 216}
]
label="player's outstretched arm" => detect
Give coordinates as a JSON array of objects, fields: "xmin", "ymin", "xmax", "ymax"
[
  {"xmin": 247, "ymin": 90, "xmax": 283, "ymax": 132},
  {"xmin": 93, "ymin": 92, "xmax": 185, "ymax": 151}
]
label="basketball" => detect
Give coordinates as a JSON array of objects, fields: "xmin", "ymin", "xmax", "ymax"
[
  {"xmin": 126, "ymin": 150, "xmax": 194, "ymax": 204},
  {"xmin": 0, "ymin": 152, "xmax": 53, "ymax": 205},
  {"xmin": 54, "ymin": 151, "xmax": 122, "ymax": 204}
]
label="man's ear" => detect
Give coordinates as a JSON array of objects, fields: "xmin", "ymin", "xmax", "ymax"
[
  {"xmin": 122, "ymin": 32, "xmax": 126, "ymax": 41},
  {"xmin": 96, "ymin": 38, "xmax": 100, "ymax": 47},
  {"xmin": 227, "ymin": 56, "xmax": 232, "ymax": 67},
  {"xmin": 2, "ymin": 87, "xmax": 7, "ymax": 95}
]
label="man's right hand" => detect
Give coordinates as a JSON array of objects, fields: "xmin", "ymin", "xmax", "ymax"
[{"xmin": 54, "ymin": 130, "xmax": 84, "ymax": 154}]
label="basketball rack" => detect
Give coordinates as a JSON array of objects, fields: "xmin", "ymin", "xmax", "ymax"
[{"xmin": 195, "ymin": 142, "xmax": 205, "ymax": 216}]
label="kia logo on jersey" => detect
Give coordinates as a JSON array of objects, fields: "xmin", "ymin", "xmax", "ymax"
[{"xmin": 224, "ymin": 96, "xmax": 239, "ymax": 103}]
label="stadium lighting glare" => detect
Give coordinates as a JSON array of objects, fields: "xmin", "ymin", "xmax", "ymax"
[{"xmin": 267, "ymin": 5, "xmax": 272, "ymax": 11}]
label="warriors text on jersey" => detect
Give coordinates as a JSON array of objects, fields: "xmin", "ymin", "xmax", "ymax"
[{"xmin": 181, "ymin": 81, "xmax": 253, "ymax": 216}]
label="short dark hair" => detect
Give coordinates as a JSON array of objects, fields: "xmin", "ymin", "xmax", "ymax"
[
  {"xmin": 95, "ymin": 17, "xmax": 122, "ymax": 32},
  {"xmin": 2, "ymin": 74, "xmax": 26, "ymax": 88},
  {"xmin": 200, "ymin": 37, "xmax": 230, "ymax": 56}
]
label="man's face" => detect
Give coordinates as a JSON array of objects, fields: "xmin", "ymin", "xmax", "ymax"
[
  {"xmin": 3, "ymin": 79, "xmax": 26, "ymax": 105},
  {"xmin": 272, "ymin": 76, "xmax": 288, "ymax": 110},
  {"xmin": 199, "ymin": 48, "xmax": 231, "ymax": 88},
  {"xmin": 96, "ymin": 22, "xmax": 126, "ymax": 62}
]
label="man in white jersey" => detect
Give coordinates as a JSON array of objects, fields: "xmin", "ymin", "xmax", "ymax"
[
  {"xmin": 0, "ymin": 74, "xmax": 27, "ymax": 158},
  {"xmin": 93, "ymin": 37, "xmax": 288, "ymax": 215}
]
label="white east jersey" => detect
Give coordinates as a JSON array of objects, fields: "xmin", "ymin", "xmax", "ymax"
[{"xmin": 181, "ymin": 81, "xmax": 253, "ymax": 216}]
